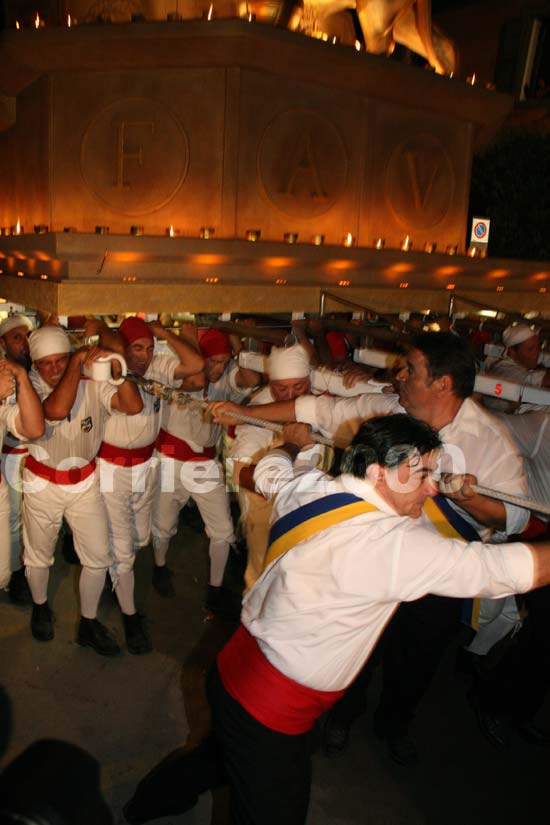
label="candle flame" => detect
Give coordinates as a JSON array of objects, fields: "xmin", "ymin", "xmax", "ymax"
[
  {"xmin": 344, "ymin": 233, "xmax": 353, "ymax": 247},
  {"xmin": 169, "ymin": 225, "xmax": 175, "ymax": 237},
  {"xmin": 207, "ymin": 4, "xmax": 213, "ymax": 20},
  {"xmin": 15, "ymin": 19, "xmax": 20, "ymax": 28},
  {"xmin": 67, "ymin": 13, "xmax": 72, "ymax": 27},
  {"xmin": 469, "ymin": 72, "xmax": 476, "ymax": 85},
  {"xmin": 15, "ymin": 219, "xmax": 21, "ymax": 235},
  {"xmin": 34, "ymin": 12, "xmax": 40, "ymax": 28},
  {"xmin": 354, "ymin": 40, "xmax": 361, "ymax": 51}
]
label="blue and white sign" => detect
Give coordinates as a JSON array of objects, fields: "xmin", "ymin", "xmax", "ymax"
[{"xmin": 470, "ymin": 217, "xmax": 491, "ymax": 244}]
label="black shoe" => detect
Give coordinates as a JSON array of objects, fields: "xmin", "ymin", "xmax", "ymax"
[
  {"xmin": 62, "ymin": 532, "xmax": 80, "ymax": 565},
  {"xmin": 8, "ymin": 568, "xmax": 32, "ymax": 606},
  {"xmin": 323, "ymin": 714, "xmax": 351, "ymax": 757},
  {"xmin": 204, "ymin": 585, "xmax": 240, "ymax": 620},
  {"xmin": 467, "ymin": 690, "xmax": 510, "ymax": 750},
  {"xmin": 373, "ymin": 719, "xmax": 419, "ymax": 766},
  {"xmin": 152, "ymin": 565, "xmax": 175, "ymax": 598},
  {"xmin": 123, "ymin": 793, "xmax": 198, "ymax": 825},
  {"xmin": 77, "ymin": 617, "xmax": 121, "ymax": 657},
  {"xmin": 31, "ymin": 601, "xmax": 54, "ymax": 642},
  {"xmin": 515, "ymin": 720, "xmax": 550, "ymax": 746},
  {"xmin": 123, "ymin": 613, "xmax": 152, "ymax": 655}
]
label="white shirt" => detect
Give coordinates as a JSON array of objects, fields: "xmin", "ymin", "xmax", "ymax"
[
  {"xmin": 483, "ymin": 355, "xmax": 547, "ymax": 413},
  {"xmin": 0, "ymin": 403, "xmax": 22, "ymax": 457},
  {"xmin": 242, "ymin": 451, "xmax": 534, "ymax": 692},
  {"xmin": 497, "ymin": 410, "xmax": 550, "ymax": 510},
  {"xmin": 295, "ymin": 393, "xmax": 529, "ymax": 539},
  {"xmin": 229, "ymin": 385, "xmax": 280, "ymax": 465},
  {"xmin": 28, "ymin": 369, "xmax": 116, "ymax": 466},
  {"xmin": 103, "ymin": 353, "xmax": 180, "ymax": 449},
  {"xmin": 161, "ymin": 364, "xmax": 254, "ymax": 451}
]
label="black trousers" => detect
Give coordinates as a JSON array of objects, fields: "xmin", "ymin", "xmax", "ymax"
[
  {"xmin": 128, "ymin": 666, "xmax": 312, "ymax": 825},
  {"xmin": 330, "ymin": 595, "xmax": 462, "ymax": 735}
]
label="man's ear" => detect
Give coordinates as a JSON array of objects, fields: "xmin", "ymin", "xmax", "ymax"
[
  {"xmin": 438, "ymin": 374, "xmax": 453, "ymax": 394},
  {"xmin": 366, "ymin": 463, "xmax": 384, "ymax": 484}
]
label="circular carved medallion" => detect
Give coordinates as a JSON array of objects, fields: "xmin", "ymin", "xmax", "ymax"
[
  {"xmin": 385, "ymin": 134, "xmax": 454, "ymax": 230},
  {"xmin": 80, "ymin": 97, "xmax": 189, "ymax": 216},
  {"xmin": 257, "ymin": 109, "xmax": 348, "ymax": 219}
]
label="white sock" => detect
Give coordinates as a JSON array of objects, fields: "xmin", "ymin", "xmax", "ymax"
[
  {"xmin": 79, "ymin": 567, "xmax": 107, "ymax": 619},
  {"xmin": 209, "ymin": 540, "xmax": 230, "ymax": 587},
  {"xmin": 153, "ymin": 537, "xmax": 170, "ymax": 567},
  {"xmin": 27, "ymin": 567, "xmax": 49, "ymax": 604},
  {"xmin": 115, "ymin": 570, "xmax": 136, "ymax": 615}
]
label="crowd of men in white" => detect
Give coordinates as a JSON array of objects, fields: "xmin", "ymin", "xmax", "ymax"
[{"xmin": 0, "ymin": 311, "xmax": 549, "ymax": 770}]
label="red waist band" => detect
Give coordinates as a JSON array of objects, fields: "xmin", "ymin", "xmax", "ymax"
[
  {"xmin": 98, "ymin": 441, "xmax": 155, "ymax": 467},
  {"xmin": 217, "ymin": 625, "xmax": 344, "ymax": 735},
  {"xmin": 26, "ymin": 454, "xmax": 96, "ymax": 485},
  {"xmin": 2, "ymin": 444, "xmax": 28, "ymax": 455},
  {"xmin": 155, "ymin": 429, "xmax": 216, "ymax": 462}
]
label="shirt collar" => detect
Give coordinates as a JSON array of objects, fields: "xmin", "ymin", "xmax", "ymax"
[{"xmin": 339, "ymin": 473, "xmax": 398, "ymax": 515}]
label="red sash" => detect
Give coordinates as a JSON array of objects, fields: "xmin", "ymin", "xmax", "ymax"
[
  {"xmin": 2, "ymin": 444, "xmax": 28, "ymax": 455},
  {"xmin": 26, "ymin": 454, "xmax": 96, "ymax": 485},
  {"xmin": 155, "ymin": 429, "xmax": 216, "ymax": 462},
  {"xmin": 217, "ymin": 625, "xmax": 344, "ymax": 735},
  {"xmin": 98, "ymin": 441, "xmax": 155, "ymax": 467}
]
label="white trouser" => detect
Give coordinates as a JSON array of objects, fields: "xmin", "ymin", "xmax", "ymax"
[
  {"xmin": 0, "ymin": 481, "xmax": 11, "ymax": 588},
  {"xmin": 22, "ymin": 468, "xmax": 111, "ymax": 570},
  {"xmin": 98, "ymin": 457, "xmax": 158, "ymax": 575},
  {"xmin": 0, "ymin": 450, "xmax": 26, "ymax": 583},
  {"xmin": 466, "ymin": 596, "xmax": 521, "ymax": 656},
  {"xmin": 152, "ymin": 455, "xmax": 235, "ymax": 584}
]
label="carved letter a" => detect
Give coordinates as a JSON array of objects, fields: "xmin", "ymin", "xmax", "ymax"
[{"xmin": 280, "ymin": 135, "xmax": 327, "ymax": 200}]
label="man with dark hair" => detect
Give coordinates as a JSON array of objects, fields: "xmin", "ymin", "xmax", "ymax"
[
  {"xmin": 123, "ymin": 415, "xmax": 545, "ymax": 825},
  {"xmin": 210, "ymin": 332, "xmax": 529, "ymax": 761}
]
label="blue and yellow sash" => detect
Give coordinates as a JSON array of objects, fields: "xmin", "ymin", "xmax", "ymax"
[{"xmin": 263, "ymin": 491, "xmax": 483, "ymax": 630}]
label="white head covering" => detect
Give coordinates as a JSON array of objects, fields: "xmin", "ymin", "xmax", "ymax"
[
  {"xmin": 268, "ymin": 344, "xmax": 310, "ymax": 381},
  {"xmin": 0, "ymin": 315, "xmax": 33, "ymax": 338},
  {"xmin": 502, "ymin": 324, "xmax": 539, "ymax": 349},
  {"xmin": 29, "ymin": 326, "xmax": 72, "ymax": 362}
]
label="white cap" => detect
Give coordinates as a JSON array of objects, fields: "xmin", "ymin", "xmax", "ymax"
[
  {"xmin": 502, "ymin": 324, "xmax": 539, "ymax": 349},
  {"xmin": 29, "ymin": 326, "xmax": 72, "ymax": 362},
  {"xmin": 268, "ymin": 344, "xmax": 310, "ymax": 381},
  {"xmin": 0, "ymin": 315, "xmax": 33, "ymax": 338}
]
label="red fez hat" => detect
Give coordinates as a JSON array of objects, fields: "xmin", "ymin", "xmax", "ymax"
[
  {"xmin": 199, "ymin": 329, "xmax": 232, "ymax": 358},
  {"xmin": 119, "ymin": 317, "xmax": 154, "ymax": 345},
  {"xmin": 326, "ymin": 331, "xmax": 349, "ymax": 361}
]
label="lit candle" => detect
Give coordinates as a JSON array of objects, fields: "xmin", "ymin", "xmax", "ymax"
[
  {"xmin": 354, "ymin": 40, "xmax": 361, "ymax": 52},
  {"xmin": 34, "ymin": 224, "xmax": 49, "ymax": 234},
  {"xmin": 200, "ymin": 227, "xmax": 215, "ymax": 239},
  {"xmin": 311, "ymin": 234, "xmax": 325, "ymax": 246},
  {"xmin": 467, "ymin": 73, "xmax": 476, "ymax": 85},
  {"xmin": 14, "ymin": 220, "xmax": 22, "ymax": 236},
  {"xmin": 245, "ymin": 229, "xmax": 261, "ymax": 242},
  {"xmin": 207, "ymin": 4, "xmax": 213, "ymax": 20},
  {"xmin": 284, "ymin": 232, "xmax": 298, "ymax": 244},
  {"xmin": 374, "ymin": 238, "xmax": 385, "ymax": 250},
  {"xmin": 467, "ymin": 246, "xmax": 479, "ymax": 258},
  {"xmin": 343, "ymin": 233, "xmax": 354, "ymax": 247},
  {"xmin": 167, "ymin": 225, "xmax": 175, "ymax": 237},
  {"xmin": 247, "ymin": 12, "xmax": 255, "ymax": 21},
  {"xmin": 445, "ymin": 244, "xmax": 458, "ymax": 255},
  {"xmin": 130, "ymin": 226, "xmax": 144, "ymax": 236},
  {"xmin": 423, "ymin": 241, "xmax": 436, "ymax": 254},
  {"xmin": 34, "ymin": 12, "xmax": 40, "ymax": 28},
  {"xmin": 15, "ymin": 20, "xmax": 20, "ymax": 29},
  {"xmin": 401, "ymin": 235, "xmax": 412, "ymax": 252},
  {"xmin": 67, "ymin": 14, "xmax": 72, "ymax": 27}
]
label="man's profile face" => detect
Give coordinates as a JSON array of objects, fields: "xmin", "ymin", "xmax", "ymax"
[
  {"xmin": 205, "ymin": 354, "xmax": 231, "ymax": 385},
  {"xmin": 395, "ymin": 348, "xmax": 439, "ymax": 420},
  {"xmin": 125, "ymin": 337, "xmax": 155, "ymax": 376},
  {"xmin": 513, "ymin": 335, "xmax": 540, "ymax": 371},
  {"xmin": 270, "ymin": 376, "xmax": 311, "ymax": 402},
  {"xmin": 377, "ymin": 451, "xmax": 439, "ymax": 519},
  {"xmin": 35, "ymin": 353, "xmax": 71, "ymax": 388},
  {"xmin": 1, "ymin": 325, "xmax": 30, "ymax": 366}
]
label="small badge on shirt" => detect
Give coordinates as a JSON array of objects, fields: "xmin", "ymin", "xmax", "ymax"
[{"xmin": 80, "ymin": 416, "xmax": 93, "ymax": 433}]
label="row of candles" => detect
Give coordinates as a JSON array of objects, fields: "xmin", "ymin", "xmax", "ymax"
[{"xmin": 0, "ymin": 223, "xmax": 487, "ymax": 257}]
